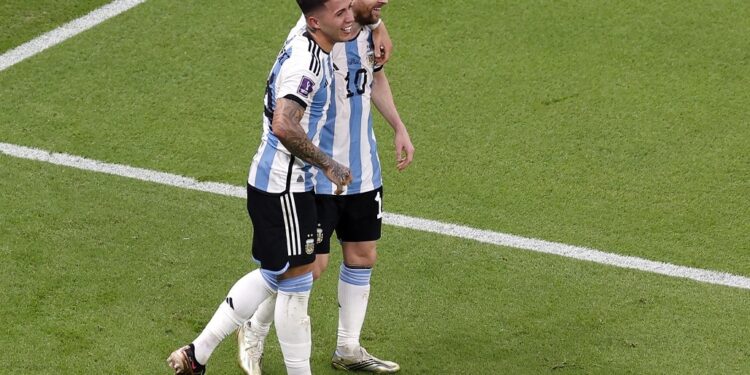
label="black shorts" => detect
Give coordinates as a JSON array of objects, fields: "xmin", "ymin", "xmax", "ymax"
[
  {"xmin": 246, "ymin": 185, "xmax": 317, "ymax": 272},
  {"xmin": 315, "ymin": 187, "xmax": 383, "ymax": 254}
]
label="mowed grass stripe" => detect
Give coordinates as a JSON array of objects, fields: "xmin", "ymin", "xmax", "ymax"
[
  {"xmin": 3, "ymin": 141, "xmax": 749, "ymax": 290},
  {"xmin": 0, "ymin": 0, "xmax": 146, "ymax": 72},
  {"xmin": 4, "ymin": 154, "xmax": 750, "ymax": 374},
  {"xmin": 0, "ymin": 0, "xmax": 114, "ymax": 53},
  {"xmin": 1, "ymin": 0, "xmax": 745, "ymax": 276}
]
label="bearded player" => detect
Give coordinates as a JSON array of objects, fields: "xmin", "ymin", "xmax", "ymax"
[{"xmin": 237, "ymin": 0, "xmax": 414, "ymax": 373}]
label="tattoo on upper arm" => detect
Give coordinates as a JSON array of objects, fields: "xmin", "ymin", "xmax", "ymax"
[
  {"xmin": 279, "ymin": 98, "xmax": 305, "ymax": 125},
  {"xmin": 274, "ymin": 98, "xmax": 332, "ymax": 170}
]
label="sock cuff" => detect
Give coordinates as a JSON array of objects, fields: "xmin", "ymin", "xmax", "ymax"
[
  {"xmin": 339, "ymin": 264, "xmax": 372, "ymax": 286},
  {"xmin": 278, "ymin": 272, "xmax": 313, "ymax": 293},
  {"xmin": 260, "ymin": 269, "xmax": 280, "ymax": 291}
]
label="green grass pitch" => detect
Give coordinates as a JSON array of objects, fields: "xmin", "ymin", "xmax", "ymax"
[{"xmin": 1, "ymin": 0, "xmax": 749, "ymax": 373}]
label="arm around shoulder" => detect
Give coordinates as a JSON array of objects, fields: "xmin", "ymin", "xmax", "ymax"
[{"xmin": 370, "ymin": 20, "xmax": 392, "ymax": 66}]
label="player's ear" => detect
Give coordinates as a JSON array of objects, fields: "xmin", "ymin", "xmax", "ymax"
[{"xmin": 306, "ymin": 15, "xmax": 321, "ymax": 31}]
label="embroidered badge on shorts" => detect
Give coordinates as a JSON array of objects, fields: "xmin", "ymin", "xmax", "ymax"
[
  {"xmin": 305, "ymin": 238, "xmax": 315, "ymax": 254},
  {"xmin": 297, "ymin": 76, "xmax": 315, "ymax": 97}
]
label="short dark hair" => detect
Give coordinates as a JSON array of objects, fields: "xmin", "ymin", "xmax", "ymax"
[{"xmin": 296, "ymin": 0, "xmax": 329, "ymax": 15}]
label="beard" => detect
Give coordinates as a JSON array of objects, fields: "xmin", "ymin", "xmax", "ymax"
[{"xmin": 355, "ymin": 11, "xmax": 378, "ymax": 26}]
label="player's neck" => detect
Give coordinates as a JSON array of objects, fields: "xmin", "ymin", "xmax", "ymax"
[{"xmin": 346, "ymin": 23, "xmax": 364, "ymax": 42}]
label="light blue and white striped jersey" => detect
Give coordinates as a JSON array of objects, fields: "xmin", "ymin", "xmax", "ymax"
[
  {"xmin": 291, "ymin": 17, "xmax": 384, "ymax": 196},
  {"xmin": 247, "ymin": 24, "xmax": 334, "ymax": 194},
  {"xmin": 318, "ymin": 28, "xmax": 383, "ymax": 195}
]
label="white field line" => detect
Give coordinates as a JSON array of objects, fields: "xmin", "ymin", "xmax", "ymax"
[
  {"xmin": 0, "ymin": 0, "xmax": 147, "ymax": 72},
  {"xmin": 2, "ymin": 142, "xmax": 749, "ymax": 290}
]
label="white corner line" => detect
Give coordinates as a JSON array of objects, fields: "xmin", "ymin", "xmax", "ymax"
[
  {"xmin": 0, "ymin": 0, "xmax": 147, "ymax": 72},
  {"xmin": 2, "ymin": 142, "xmax": 749, "ymax": 291}
]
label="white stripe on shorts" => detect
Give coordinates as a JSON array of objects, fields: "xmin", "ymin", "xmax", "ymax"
[
  {"xmin": 280, "ymin": 195, "xmax": 293, "ymax": 256},
  {"xmin": 288, "ymin": 193, "xmax": 302, "ymax": 256},
  {"xmin": 282, "ymin": 193, "xmax": 300, "ymax": 255}
]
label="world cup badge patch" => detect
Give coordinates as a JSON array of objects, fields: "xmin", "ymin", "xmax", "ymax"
[
  {"xmin": 297, "ymin": 76, "xmax": 315, "ymax": 97},
  {"xmin": 305, "ymin": 238, "xmax": 315, "ymax": 255}
]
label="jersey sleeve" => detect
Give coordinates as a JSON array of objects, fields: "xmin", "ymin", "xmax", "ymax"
[{"xmin": 276, "ymin": 48, "xmax": 323, "ymax": 110}]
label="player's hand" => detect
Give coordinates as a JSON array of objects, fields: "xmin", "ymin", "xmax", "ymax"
[
  {"xmin": 372, "ymin": 21, "xmax": 392, "ymax": 66},
  {"xmin": 394, "ymin": 129, "xmax": 414, "ymax": 171},
  {"xmin": 325, "ymin": 161, "xmax": 352, "ymax": 195}
]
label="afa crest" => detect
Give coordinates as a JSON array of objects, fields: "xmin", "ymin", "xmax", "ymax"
[
  {"xmin": 305, "ymin": 238, "xmax": 315, "ymax": 255},
  {"xmin": 366, "ymin": 49, "xmax": 375, "ymax": 67}
]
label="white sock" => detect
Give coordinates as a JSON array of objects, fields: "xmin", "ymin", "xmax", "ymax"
[
  {"xmin": 192, "ymin": 269, "xmax": 275, "ymax": 365},
  {"xmin": 249, "ymin": 292, "xmax": 277, "ymax": 337},
  {"xmin": 336, "ymin": 264, "xmax": 372, "ymax": 353},
  {"xmin": 275, "ymin": 272, "xmax": 313, "ymax": 375}
]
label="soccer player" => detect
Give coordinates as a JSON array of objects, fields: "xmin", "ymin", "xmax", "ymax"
[
  {"xmin": 237, "ymin": 0, "xmax": 415, "ymax": 373},
  {"xmin": 166, "ymin": 1, "xmax": 355, "ymax": 374}
]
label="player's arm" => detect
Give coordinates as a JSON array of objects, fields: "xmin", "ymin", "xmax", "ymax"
[
  {"xmin": 371, "ymin": 70, "xmax": 414, "ymax": 171},
  {"xmin": 370, "ymin": 20, "xmax": 392, "ymax": 66},
  {"xmin": 273, "ymin": 97, "xmax": 352, "ymax": 193}
]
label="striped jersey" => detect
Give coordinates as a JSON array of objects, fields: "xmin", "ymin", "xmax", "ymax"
[
  {"xmin": 292, "ymin": 17, "xmax": 384, "ymax": 196},
  {"xmin": 247, "ymin": 24, "xmax": 334, "ymax": 194},
  {"xmin": 318, "ymin": 25, "xmax": 384, "ymax": 195}
]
